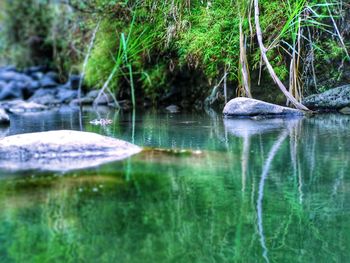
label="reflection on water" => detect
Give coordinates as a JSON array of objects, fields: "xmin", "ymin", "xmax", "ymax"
[{"xmin": 0, "ymin": 110, "xmax": 350, "ymax": 262}]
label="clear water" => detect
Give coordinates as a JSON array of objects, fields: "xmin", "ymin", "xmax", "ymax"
[{"xmin": 0, "ymin": 107, "xmax": 349, "ymax": 263}]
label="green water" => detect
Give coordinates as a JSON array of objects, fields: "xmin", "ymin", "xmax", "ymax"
[{"xmin": 0, "ymin": 108, "xmax": 350, "ymax": 263}]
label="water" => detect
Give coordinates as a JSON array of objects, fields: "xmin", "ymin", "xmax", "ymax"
[{"xmin": 0, "ymin": 107, "xmax": 349, "ymax": 262}]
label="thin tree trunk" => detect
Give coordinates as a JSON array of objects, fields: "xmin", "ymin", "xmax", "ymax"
[
  {"xmin": 239, "ymin": 20, "xmax": 252, "ymax": 98},
  {"xmin": 254, "ymin": 0, "xmax": 309, "ymax": 111}
]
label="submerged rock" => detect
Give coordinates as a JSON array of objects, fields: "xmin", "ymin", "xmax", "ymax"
[
  {"xmin": 0, "ymin": 130, "xmax": 142, "ymax": 171},
  {"xmin": 340, "ymin": 107, "xmax": 350, "ymax": 115},
  {"xmin": 223, "ymin": 97, "xmax": 304, "ymax": 117},
  {"xmin": 165, "ymin": 105, "xmax": 180, "ymax": 113},
  {"xmin": 302, "ymin": 85, "xmax": 350, "ymax": 110},
  {"xmin": 0, "ymin": 108, "xmax": 10, "ymax": 125}
]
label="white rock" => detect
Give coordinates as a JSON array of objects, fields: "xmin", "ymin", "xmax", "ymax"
[
  {"xmin": 223, "ymin": 97, "xmax": 304, "ymax": 117},
  {"xmin": 0, "ymin": 130, "xmax": 141, "ymax": 171}
]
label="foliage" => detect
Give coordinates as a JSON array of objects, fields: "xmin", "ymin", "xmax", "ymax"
[
  {"xmin": 0, "ymin": 0, "xmax": 83, "ymax": 76},
  {"xmin": 1, "ymin": 0, "xmax": 348, "ymax": 104}
]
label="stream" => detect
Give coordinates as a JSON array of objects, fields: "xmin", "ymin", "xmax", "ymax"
[{"xmin": 0, "ymin": 107, "xmax": 349, "ymax": 262}]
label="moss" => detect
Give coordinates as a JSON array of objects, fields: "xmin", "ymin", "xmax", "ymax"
[{"xmin": 177, "ymin": 1, "xmax": 240, "ymax": 80}]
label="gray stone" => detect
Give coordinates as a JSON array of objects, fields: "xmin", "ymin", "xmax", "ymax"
[
  {"xmin": 45, "ymin": 71, "xmax": 59, "ymax": 82},
  {"xmin": 0, "ymin": 130, "xmax": 142, "ymax": 171},
  {"xmin": 223, "ymin": 98, "xmax": 304, "ymax": 117},
  {"xmin": 0, "ymin": 108, "xmax": 10, "ymax": 125},
  {"xmin": 86, "ymin": 90, "xmax": 99, "ymax": 99},
  {"xmin": 30, "ymin": 88, "xmax": 56, "ymax": 99},
  {"xmin": 302, "ymin": 85, "xmax": 350, "ymax": 109},
  {"xmin": 0, "ymin": 71, "xmax": 32, "ymax": 83},
  {"xmin": 2, "ymin": 100, "xmax": 47, "ymax": 113},
  {"xmin": 70, "ymin": 90, "xmax": 114, "ymax": 106},
  {"xmin": 31, "ymin": 72, "xmax": 44, "ymax": 81},
  {"xmin": 87, "ymin": 90, "xmax": 114, "ymax": 105},
  {"xmin": 0, "ymin": 81, "xmax": 24, "ymax": 100},
  {"xmin": 24, "ymin": 66, "xmax": 46, "ymax": 76},
  {"xmin": 0, "ymin": 66, "xmax": 17, "ymax": 72},
  {"xmin": 23, "ymin": 80, "xmax": 41, "ymax": 98},
  {"xmin": 56, "ymin": 87, "xmax": 78, "ymax": 103},
  {"xmin": 69, "ymin": 97, "xmax": 94, "ymax": 107},
  {"xmin": 0, "ymin": 81, "xmax": 6, "ymax": 91},
  {"xmin": 29, "ymin": 88, "xmax": 60, "ymax": 105},
  {"xmin": 30, "ymin": 94, "xmax": 60, "ymax": 106},
  {"xmin": 39, "ymin": 75, "xmax": 58, "ymax": 88}
]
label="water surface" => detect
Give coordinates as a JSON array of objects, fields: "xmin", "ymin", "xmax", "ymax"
[{"xmin": 0, "ymin": 107, "xmax": 349, "ymax": 262}]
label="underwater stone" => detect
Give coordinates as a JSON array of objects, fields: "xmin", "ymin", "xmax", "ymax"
[
  {"xmin": 223, "ymin": 97, "xmax": 304, "ymax": 117},
  {"xmin": 340, "ymin": 107, "xmax": 350, "ymax": 115},
  {"xmin": 0, "ymin": 130, "xmax": 141, "ymax": 171}
]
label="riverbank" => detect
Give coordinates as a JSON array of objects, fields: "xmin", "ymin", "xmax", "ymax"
[
  {"xmin": 1, "ymin": 64, "xmax": 350, "ymax": 120},
  {"xmin": 1, "ymin": 1, "xmax": 349, "ymax": 110}
]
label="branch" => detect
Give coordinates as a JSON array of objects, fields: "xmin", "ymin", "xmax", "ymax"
[{"xmin": 254, "ymin": 0, "xmax": 309, "ymax": 111}]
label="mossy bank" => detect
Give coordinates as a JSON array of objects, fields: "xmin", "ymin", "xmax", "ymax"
[{"xmin": 0, "ymin": 0, "xmax": 349, "ymax": 109}]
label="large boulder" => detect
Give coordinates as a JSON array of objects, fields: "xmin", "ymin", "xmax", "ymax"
[
  {"xmin": 0, "ymin": 108, "xmax": 10, "ymax": 125},
  {"xmin": 302, "ymin": 85, "xmax": 350, "ymax": 110},
  {"xmin": 0, "ymin": 130, "xmax": 142, "ymax": 171},
  {"xmin": 223, "ymin": 97, "xmax": 304, "ymax": 117}
]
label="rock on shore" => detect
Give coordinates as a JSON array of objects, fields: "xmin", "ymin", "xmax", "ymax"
[
  {"xmin": 223, "ymin": 97, "xmax": 304, "ymax": 117},
  {"xmin": 0, "ymin": 66, "xmax": 81, "ymax": 106},
  {"xmin": 0, "ymin": 130, "xmax": 142, "ymax": 171},
  {"xmin": 302, "ymin": 85, "xmax": 350, "ymax": 110}
]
